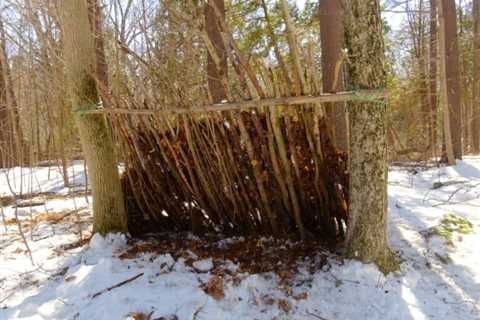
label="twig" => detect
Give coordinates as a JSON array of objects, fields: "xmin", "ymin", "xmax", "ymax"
[
  {"xmin": 430, "ymin": 182, "xmax": 480, "ymax": 207},
  {"xmin": 0, "ymin": 290, "xmax": 16, "ymax": 304},
  {"xmin": 13, "ymin": 194, "xmax": 34, "ymax": 265},
  {"xmin": 1, "ymin": 206, "xmax": 7, "ymax": 233},
  {"xmin": 91, "ymin": 272, "xmax": 144, "ymax": 299},
  {"xmin": 306, "ymin": 310, "xmax": 330, "ymax": 320},
  {"xmin": 192, "ymin": 299, "xmax": 207, "ymax": 320}
]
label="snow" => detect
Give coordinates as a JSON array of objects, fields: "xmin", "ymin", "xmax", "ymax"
[
  {"xmin": 192, "ymin": 258, "xmax": 214, "ymax": 272},
  {"xmin": 1, "ymin": 158, "xmax": 480, "ymax": 319}
]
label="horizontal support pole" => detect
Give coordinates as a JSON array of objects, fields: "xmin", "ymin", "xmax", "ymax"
[{"xmin": 85, "ymin": 89, "xmax": 388, "ymax": 116}]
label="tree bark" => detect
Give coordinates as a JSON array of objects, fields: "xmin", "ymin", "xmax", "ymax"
[
  {"xmin": 438, "ymin": 0, "xmax": 456, "ymax": 165},
  {"xmin": 429, "ymin": 0, "xmax": 438, "ymax": 158},
  {"xmin": 473, "ymin": 0, "xmax": 480, "ymax": 153},
  {"xmin": 442, "ymin": 0, "xmax": 462, "ymax": 159},
  {"xmin": 61, "ymin": 0, "xmax": 127, "ymax": 234},
  {"xmin": 319, "ymin": 0, "xmax": 348, "ymax": 152},
  {"xmin": 344, "ymin": 0, "xmax": 397, "ymax": 272},
  {"xmin": 0, "ymin": 17, "xmax": 25, "ymax": 167},
  {"xmin": 205, "ymin": 0, "xmax": 228, "ymax": 103},
  {"xmin": 0, "ymin": 50, "xmax": 10, "ymax": 167}
]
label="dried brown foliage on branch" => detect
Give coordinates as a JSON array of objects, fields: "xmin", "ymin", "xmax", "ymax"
[{"xmin": 107, "ymin": 0, "xmax": 349, "ymax": 241}]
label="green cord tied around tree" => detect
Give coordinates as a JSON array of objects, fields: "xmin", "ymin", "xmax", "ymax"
[
  {"xmin": 348, "ymin": 87, "xmax": 388, "ymax": 104},
  {"xmin": 72, "ymin": 102, "xmax": 102, "ymax": 117}
]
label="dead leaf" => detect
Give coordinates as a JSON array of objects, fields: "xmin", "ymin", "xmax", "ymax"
[
  {"xmin": 202, "ymin": 276, "xmax": 224, "ymax": 300},
  {"xmin": 293, "ymin": 292, "xmax": 308, "ymax": 300},
  {"xmin": 126, "ymin": 311, "xmax": 154, "ymax": 320},
  {"xmin": 278, "ymin": 299, "xmax": 291, "ymax": 313}
]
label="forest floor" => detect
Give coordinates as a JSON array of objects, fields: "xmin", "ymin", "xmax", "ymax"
[{"xmin": 0, "ymin": 159, "xmax": 479, "ymax": 320}]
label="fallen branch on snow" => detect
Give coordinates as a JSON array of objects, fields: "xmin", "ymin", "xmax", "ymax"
[{"xmin": 91, "ymin": 273, "xmax": 144, "ymax": 299}]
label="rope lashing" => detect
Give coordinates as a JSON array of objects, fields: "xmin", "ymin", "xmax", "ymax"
[{"xmin": 73, "ymin": 102, "xmax": 102, "ymax": 117}]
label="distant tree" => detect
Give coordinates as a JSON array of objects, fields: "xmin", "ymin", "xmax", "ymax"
[
  {"xmin": 429, "ymin": 0, "xmax": 438, "ymax": 158},
  {"xmin": 437, "ymin": 0, "xmax": 456, "ymax": 165},
  {"xmin": 442, "ymin": 0, "xmax": 462, "ymax": 160},
  {"xmin": 473, "ymin": 0, "xmax": 480, "ymax": 153},
  {"xmin": 0, "ymin": 17, "xmax": 25, "ymax": 167}
]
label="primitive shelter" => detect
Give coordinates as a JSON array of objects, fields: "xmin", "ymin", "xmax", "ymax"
[{"xmin": 88, "ymin": 3, "xmax": 387, "ymax": 243}]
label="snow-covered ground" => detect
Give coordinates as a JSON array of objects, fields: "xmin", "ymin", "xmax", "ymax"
[{"xmin": 1, "ymin": 158, "xmax": 479, "ymax": 320}]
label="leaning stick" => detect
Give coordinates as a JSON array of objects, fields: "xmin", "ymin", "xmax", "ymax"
[{"xmin": 91, "ymin": 272, "xmax": 144, "ymax": 299}]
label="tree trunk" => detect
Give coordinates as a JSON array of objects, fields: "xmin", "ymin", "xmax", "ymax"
[
  {"xmin": 0, "ymin": 53, "xmax": 10, "ymax": 167},
  {"xmin": 344, "ymin": 0, "xmax": 397, "ymax": 272},
  {"xmin": 0, "ymin": 17, "xmax": 24, "ymax": 167},
  {"xmin": 205, "ymin": 0, "xmax": 228, "ymax": 103},
  {"xmin": 319, "ymin": 0, "xmax": 348, "ymax": 152},
  {"xmin": 473, "ymin": 0, "xmax": 480, "ymax": 153},
  {"xmin": 438, "ymin": 0, "xmax": 456, "ymax": 165},
  {"xmin": 442, "ymin": 0, "xmax": 462, "ymax": 159},
  {"xmin": 61, "ymin": 0, "xmax": 127, "ymax": 234},
  {"xmin": 429, "ymin": 0, "xmax": 438, "ymax": 159}
]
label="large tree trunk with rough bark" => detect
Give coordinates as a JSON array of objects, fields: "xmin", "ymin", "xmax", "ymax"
[
  {"xmin": 205, "ymin": 0, "xmax": 228, "ymax": 103},
  {"xmin": 442, "ymin": 0, "xmax": 462, "ymax": 159},
  {"xmin": 61, "ymin": 0, "xmax": 127, "ymax": 234},
  {"xmin": 319, "ymin": 0, "xmax": 348, "ymax": 151},
  {"xmin": 473, "ymin": 0, "xmax": 480, "ymax": 153},
  {"xmin": 344, "ymin": 0, "xmax": 397, "ymax": 272}
]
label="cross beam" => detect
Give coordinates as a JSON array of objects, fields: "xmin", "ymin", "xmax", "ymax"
[{"xmin": 83, "ymin": 89, "xmax": 387, "ymax": 115}]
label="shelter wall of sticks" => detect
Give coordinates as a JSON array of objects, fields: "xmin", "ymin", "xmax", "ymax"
[{"xmin": 89, "ymin": 1, "xmax": 384, "ymax": 241}]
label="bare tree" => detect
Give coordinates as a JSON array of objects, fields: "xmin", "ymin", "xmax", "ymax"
[
  {"xmin": 0, "ymin": 16, "xmax": 25, "ymax": 167},
  {"xmin": 473, "ymin": 0, "xmax": 480, "ymax": 153},
  {"xmin": 429, "ymin": 0, "xmax": 438, "ymax": 158},
  {"xmin": 442, "ymin": 0, "xmax": 462, "ymax": 159}
]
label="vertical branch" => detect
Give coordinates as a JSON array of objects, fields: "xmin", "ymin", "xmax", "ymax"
[{"xmin": 280, "ymin": 0, "xmax": 306, "ymax": 95}]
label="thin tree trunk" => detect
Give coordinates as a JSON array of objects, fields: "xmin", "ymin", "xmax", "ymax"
[
  {"xmin": 1, "ymin": 21, "xmax": 25, "ymax": 164},
  {"xmin": 0, "ymin": 56, "xmax": 10, "ymax": 167},
  {"xmin": 0, "ymin": 17, "xmax": 24, "ymax": 167},
  {"xmin": 344, "ymin": 0, "xmax": 397, "ymax": 272},
  {"xmin": 429, "ymin": 0, "xmax": 438, "ymax": 159},
  {"xmin": 319, "ymin": 0, "xmax": 348, "ymax": 151},
  {"xmin": 205, "ymin": 0, "xmax": 228, "ymax": 103},
  {"xmin": 473, "ymin": 0, "xmax": 480, "ymax": 153},
  {"xmin": 442, "ymin": 0, "xmax": 462, "ymax": 159},
  {"xmin": 437, "ymin": 0, "xmax": 455, "ymax": 165},
  {"xmin": 61, "ymin": 0, "xmax": 127, "ymax": 234}
]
